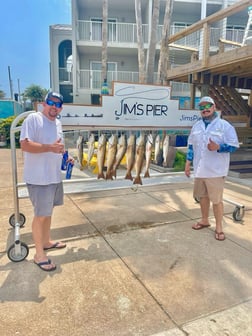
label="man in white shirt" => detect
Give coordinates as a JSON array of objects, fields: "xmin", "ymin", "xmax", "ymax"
[
  {"xmin": 185, "ymin": 96, "xmax": 239, "ymax": 241},
  {"xmin": 20, "ymin": 92, "xmax": 69, "ymax": 271}
]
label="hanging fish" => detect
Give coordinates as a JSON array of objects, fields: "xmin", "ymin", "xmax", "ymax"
[
  {"xmin": 87, "ymin": 133, "xmax": 95, "ymax": 167},
  {"xmin": 112, "ymin": 133, "xmax": 127, "ymax": 178},
  {"xmin": 162, "ymin": 134, "xmax": 170, "ymax": 167},
  {"xmin": 97, "ymin": 134, "xmax": 106, "ymax": 179},
  {"xmin": 106, "ymin": 134, "xmax": 118, "ymax": 180},
  {"xmin": 125, "ymin": 134, "xmax": 136, "ymax": 181},
  {"xmin": 76, "ymin": 135, "xmax": 84, "ymax": 170},
  {"xmin": 133, "ymin": 132, "xmax": 145, "ymax": 185},
  {"xmin": 154, "ymin": 134, "xmax": 161, "ymax": 164},
  {"xmin": 144, "ymin": 133, "xmax": 153, "ymax": 178}
]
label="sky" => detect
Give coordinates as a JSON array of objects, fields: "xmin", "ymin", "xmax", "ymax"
[{"xmin": 0, "ymin": 0, "xmax": 71, "ymax": 98}]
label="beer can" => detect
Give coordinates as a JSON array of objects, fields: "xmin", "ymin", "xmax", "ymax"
[
  {"xmin": 61, "ymin": 150, "xmax": 68, "ymax": 170},
  {"xmin": 66, "ymin": 161, "xmax": 74, "ymax": 179}
]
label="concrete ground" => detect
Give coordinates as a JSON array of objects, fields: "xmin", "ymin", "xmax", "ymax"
[{"xmin": 0, "ymin": 148, "xmax": 252, "ymax": 336}]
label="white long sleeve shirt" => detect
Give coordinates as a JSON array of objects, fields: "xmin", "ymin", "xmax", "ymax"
[{"xmin": 188, "ymin": 117, "xmax": 239, "ymax": 178}]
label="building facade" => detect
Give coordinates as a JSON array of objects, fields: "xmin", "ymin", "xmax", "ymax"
[{"xmin": 49, "ymin": 0, "xmax": 251, "ymax": 105}]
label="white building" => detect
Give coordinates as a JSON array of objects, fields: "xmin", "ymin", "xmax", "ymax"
[{"xmin": 49, "ymin": 0, "xmax": 250, "ymax": 104}]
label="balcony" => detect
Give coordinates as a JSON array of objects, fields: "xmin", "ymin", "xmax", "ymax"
[
  {"xmin": 77, "ymin": 20, "xmax": 149, "ymax": 43},
  {"xmin": 59, "ymin": 68, "xmax": 192, "ymax": 97},
  {"xmin": 77, "ymin": 20, "xmax": 250, "ymax": 49}
]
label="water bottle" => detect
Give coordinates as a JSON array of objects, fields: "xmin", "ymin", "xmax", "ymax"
[
  {"xmin": 66, "ymin": 161, "xmax": 74, "ymax": 179},
  {"xmin": 61, "ymin": 150, "xmax": 68, "ymax": 170}
]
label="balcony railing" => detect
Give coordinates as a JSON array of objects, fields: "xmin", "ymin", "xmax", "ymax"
[
  {"xmin": 78, "ymin": 21, "xmax": 149, "ymax": 43},
  {"xmin": 77, "ymin": 20, "xmax": 250, "ymax": 48},
  {"xmin": 59, "ymin": 68, "xmax": 192, "ymax": 96},
  {"xmin": 79, "ymin": 70, "xmax": 141, "ymax": 89}
]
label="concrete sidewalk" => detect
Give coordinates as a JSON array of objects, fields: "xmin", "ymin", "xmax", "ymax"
[{"xmin": 0, "ymin": 148, "xmax": 251, "ymax": 336}]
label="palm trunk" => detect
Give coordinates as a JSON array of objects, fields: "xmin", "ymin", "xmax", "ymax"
[
  {"xmin": 101, "ymin": 0, "xmax": 108, "ymax": 82},
  {"xmin": 146, "ymin": 0, "xmax": 160, "ymax": 84},
  {"xmin": 157, "ymin": 0, "xmax": 173, "ymax": 85},
  {"xmin": 135, "ymin": 0, "xmax": 146, "ymax": 83}
]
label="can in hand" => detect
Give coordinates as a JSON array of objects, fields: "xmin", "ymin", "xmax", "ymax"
[
  {"xmin": 61, "ymin": 150, "xmax": 68, "ymax": 171},
  {"xmin": 66, "ymin": 161, "xmax": 74, "ymax": 179}
]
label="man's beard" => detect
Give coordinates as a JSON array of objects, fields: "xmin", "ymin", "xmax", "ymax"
[{"xmin": 202, "ymin": 111, "xmax": 217, "ymax": 121}]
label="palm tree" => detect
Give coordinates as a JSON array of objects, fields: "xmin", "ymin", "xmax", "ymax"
[
  {"xmin": 135, "ymin": 0, "xmax": 146, "ymax": 83},
  {"xmin": 146, "ymin": 0, "xmax": 160, "ymax": 84},
  {"xmin": 101, "ymin": 0, "xmax": 108, "ymax": 84},
  {"xmin": 23, "ymin": 84, "xmax": 48, "ymax": 108},
  {"xmin": 157, "ymin": 0, "xmax": 173, "ymax": 85}
]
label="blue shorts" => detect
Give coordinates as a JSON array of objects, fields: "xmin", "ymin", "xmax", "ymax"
[{"xmin": 27, "ymin": 182, "xmax": 64, "ymax": 217}]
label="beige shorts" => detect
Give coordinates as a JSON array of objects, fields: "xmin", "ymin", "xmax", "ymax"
[{"xmin": 193, "ymin": 177, "xmax": 225, "ymax": 204}]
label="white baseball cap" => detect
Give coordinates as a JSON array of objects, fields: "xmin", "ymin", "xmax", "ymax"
[{"xmin": 199, "ymin": 96, "xmax": 215, "ymax": 105}]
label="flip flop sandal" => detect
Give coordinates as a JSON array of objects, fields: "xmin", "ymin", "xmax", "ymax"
[
  {"xmin": 43, "ymin": 242, "xmax": 66, "ymax": 251},
  {"xmin": 215, "ymin": 231, "xmax": 225, "ymax": 241},
  {"xmin": 192, "ymin": 223, "xmax": 210, "ymax": 230},
  {"xmin": 34, "ymin": 259, "xmax": 57, "ymax": 272}
]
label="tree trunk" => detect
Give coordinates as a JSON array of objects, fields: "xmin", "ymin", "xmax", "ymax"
[
  {"xmin": 101, "ymin": 0, "xmax": 108, "ymax": 82},
  {"xmin": 146, "ymin": 0, "xmax": 160, "ymax": 84},
  {"xmin": 135, "ymin": 0, "xmax": 146, "ymax": 83},
  {"xmin": 157, "ymin": 0, "xmax": 173, "ymax": 85}
]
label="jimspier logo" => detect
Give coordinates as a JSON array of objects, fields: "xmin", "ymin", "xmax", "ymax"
[
  {"xmin": 114, "ymin": 86, "xmax": 170, "ymax": 120},
  {"xmin": 180, "ymin": 114, "xmax": 201, "ymax": 122}
]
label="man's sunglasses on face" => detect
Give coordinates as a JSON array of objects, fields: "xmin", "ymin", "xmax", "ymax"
[
  {"xmin": 199, "ymin": 103, "xmax": 213, "ymax": 111},
  {"xmin": 46, "ymin": 99, "xmax": 62, "ymax": 108}
]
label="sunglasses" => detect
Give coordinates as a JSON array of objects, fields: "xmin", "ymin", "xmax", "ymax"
[
  {"xmin": 46, "ymin": 99, "xmax": 62, "ymax": 108},
  {"xmin": 199, "ymin": 103, "xmax": 213, "ymax": 111}
]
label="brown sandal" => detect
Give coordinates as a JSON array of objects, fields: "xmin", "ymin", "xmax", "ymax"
[
  {"xmin": 192, "ymin": 223, "xmax": 210, "ymax": 230},
  {"xmin": 215, "ymin": 231, "xmax": 225, "ymax": 241}
]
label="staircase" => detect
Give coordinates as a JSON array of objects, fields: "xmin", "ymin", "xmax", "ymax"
[
  {"xmin": 229, "ymin": 148, "xmax": 252, "ymax": 178},
  {"xmin": 208, "ymin": 86, "xmax": 251, "ymax": 118}
]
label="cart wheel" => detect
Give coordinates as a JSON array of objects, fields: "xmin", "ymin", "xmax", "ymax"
[
  {"xmin": 232, "ymin": 206, "xmax": 245, "ymax": 221},
  {"xmin": 9, "ymin": 213, "xmax": 26, "ymax": 228},
  {"xmin": 7, "ymin": 242, "xmax": 29, "ymax": 262}
]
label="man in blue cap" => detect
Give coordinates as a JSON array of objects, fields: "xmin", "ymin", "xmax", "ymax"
[
  {"xmin": 185, "ymin": 96, "xmax": 239, "ymax": 241},
  {"xmin": 20, "ymin": 91, "xmax": 71, "ymax": 271}
]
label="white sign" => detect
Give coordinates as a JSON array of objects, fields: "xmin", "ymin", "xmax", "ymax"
[{"xmin": 39, "ymin": 82, "xmax": 201, "ymax": 129}]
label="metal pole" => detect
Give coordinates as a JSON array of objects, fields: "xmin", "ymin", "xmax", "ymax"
[
  {"xmin": 17, "ymin": 79, "xmax": 21, "ymax": 103},
  {"xmin": 8, "ymin": 66, "xmax": 14, "ymax": 100}
]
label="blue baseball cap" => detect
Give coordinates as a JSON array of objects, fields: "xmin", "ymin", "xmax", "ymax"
[{"xmin": 45, "ymin": 91, "xmax": 63, "ymax": 103}]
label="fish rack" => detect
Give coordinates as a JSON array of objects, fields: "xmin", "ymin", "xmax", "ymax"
[{"xmin": 7, "ymin": 111, "xmax": 245, "ymax": 262}]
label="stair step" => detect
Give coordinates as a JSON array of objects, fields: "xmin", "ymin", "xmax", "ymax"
[
  {"xmin": 230, "ymin": 160, "xmax": 252, "ymax": 165},
  {"xmin": 230, "ymin": 164, "xmax": 252, "ymax": 169},
  {"xmin": 228, "ymin": 169, "xmax": 252, "ymax": 178}
]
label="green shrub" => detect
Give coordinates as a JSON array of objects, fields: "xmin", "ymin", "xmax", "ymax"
[
  {"xmin": 173, "ymin": 150, "xmax": 186, "ymax": 171},
  {"xmin": 0, "ymin": 116, "xmax": 23, "ymax": 148}
]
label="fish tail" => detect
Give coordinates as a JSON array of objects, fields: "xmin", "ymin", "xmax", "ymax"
[
  {"xmin": 133, "ymin": 176, "xmax": 142, "ymax": 185},
  {"xmin": 125, "ymin": 172, "xmax": 133, "ymax": 180},
  {"xmin": 97, "ymin": 172, "xmax": 105, "ymax": 179},
  {"xmin": 112, "ymin": 169, "xmax": 117, "ymax": 178},
  {"xmin": 106, "ymin": 171, "xmax": 113, "ymax": 180}
]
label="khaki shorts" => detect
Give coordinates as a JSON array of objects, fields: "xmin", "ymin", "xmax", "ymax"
[{"xmin": 193, "ymin": 177, "xmax": 225, "ymax": 204}]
